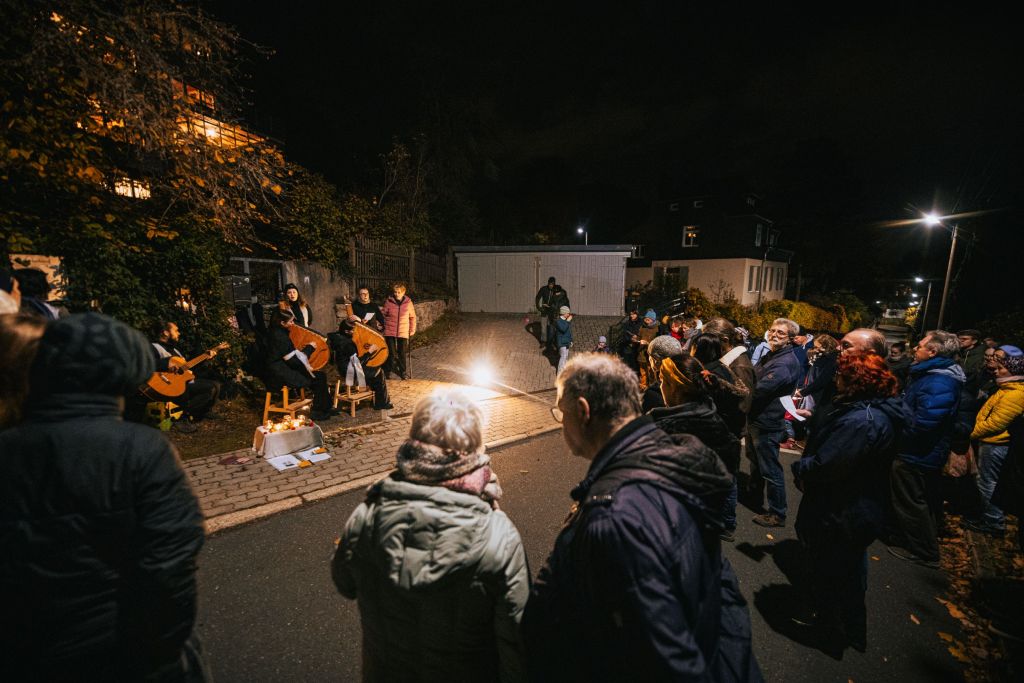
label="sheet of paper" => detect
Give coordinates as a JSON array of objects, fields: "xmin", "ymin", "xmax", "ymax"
[
  {"xmin": 297, "ymin": 447, "xmax": 331, "ymax": 463},
  {"xmin": 266, "ymin": 454, "xmax": 301, "ymax": 471},
  {"xmin": 363, "ymin": 313, "xmax": 374, "ymax": 322},
  {"xmin": 779, "ymin": 395, "xmax": 805, "ymax": 421}
]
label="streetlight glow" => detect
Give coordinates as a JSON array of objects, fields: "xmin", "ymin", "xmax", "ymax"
[
  {"xmin": 914, "ymin": 276, "xmax": 924, "ymax": 283},
  {"xmin": 923, "ymin": 212, "xmax": 942, "ymax": 227},
  {"xmin": 576, "ymin": 226, "xmax": 584, "ymax": 234}
]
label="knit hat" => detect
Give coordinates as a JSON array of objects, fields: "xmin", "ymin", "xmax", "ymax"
[
  {"xmin": 644, "ymin": 309, "xmax": 657, "ymax": 322},
  {"xmin": 659, "ymin": 356, "xmax": 706, "ymax": 406},
  {"xmin": 649, "ymin": 334, "xmax": 683, "ymax": 362},
  {"xmin": 28, "ymin": 312, "xmax": 154, "ymax": 397},
  {"xmin": 284, "ymin": 282, "xmax": 299, "ymax": 293},
  {"xmin": 559, "ymin": 305, "xmax": 570, "ymax": 315},
  {"xmin": 1001, "ymin": 354, "xmax": 1024, "ymax": 376},
  {"xmin": 396, "ymin": 438, "xmax": 490, "ymax": 484},
  {"xmin": 999, "ymin": 344, "xmax": 1023, "ymax": 357},
  {"xmin": 547, "ymin": 276, "xmax": 556, "ymax": 284},
  {"xmin": 598, "ymin": 335, "xmax": 607, "ymax": 344}
]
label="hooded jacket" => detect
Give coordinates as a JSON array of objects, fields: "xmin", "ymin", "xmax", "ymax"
[
  {"xmin": 651, "ymin": 398, "xmax": 742, "ymax": 474},
  {"xmin": 897, "ymin": 356, "xmax": 966, "ymax": 469},
  {"xmin": 792, "ymin": 397, "xmax": 903, "ymax": 545},
  {"xmin": 333, "ymin": 476, "xmax": 529, "ymax": 683},
  {"xmin": 0, "ymin": 313, "xmax": 204, "ymax": 681},
  {"xmin": 522, "ymin": 417, "xmax": 761, "ymax": 682}
]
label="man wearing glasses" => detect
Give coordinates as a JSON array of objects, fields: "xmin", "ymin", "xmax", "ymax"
[{"xmin": 746, "ymin": 318, "xmax": 805, "ymax": 527}]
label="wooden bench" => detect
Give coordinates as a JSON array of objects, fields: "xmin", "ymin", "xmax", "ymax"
[
  {"xmin": 332, "ymin": 380, "xmax": 375, "ymax": 417},
  {"xmin": 263, "ymin": 387, "xmax": 312, "ymax": 424}
]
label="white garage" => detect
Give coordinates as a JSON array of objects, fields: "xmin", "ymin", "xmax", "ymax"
[{"xmin": 453, "ymin": 245, "xmax": 633, "ymax": 316}]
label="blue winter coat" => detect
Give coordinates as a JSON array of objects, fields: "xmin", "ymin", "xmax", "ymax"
[
  {"xmin": 555, "ymin": 317, "xmax": 573, "ymax": 348},
  {"xmin": 792, "ymin": 397, "xmax": 903, "ymax": 545},
  {"xmin": 522, "ymin": 417, "xmax": 762, "ymax": 683},
  {"xmin": 749, "ymin": 344, "xmax": 804, "ymax": 429},
  {"xmin": 897, "ymin": 356, "xmax": 965, "ymax": 470}
]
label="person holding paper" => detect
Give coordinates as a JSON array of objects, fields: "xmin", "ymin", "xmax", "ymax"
[
  {"xmin": 352, "ymin": 286, "xmax": 384, "ymax": 331},
  {"xmin": 264, "ymin": 308, "xmax": 337, "ymax": 421}
]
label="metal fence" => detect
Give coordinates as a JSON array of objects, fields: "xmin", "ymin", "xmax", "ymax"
[{"xmin": 351, "ymin": 236, "xmax": 450, "ymax": 297}]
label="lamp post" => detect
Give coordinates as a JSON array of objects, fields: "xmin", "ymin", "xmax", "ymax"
[
  {"xmin": 576, "ymin": 226, "xmax": 588, "ymax": 246},
  {"xmin": 914, "ymin": 276, "xmax": 935, "ymax": 334},
  {"xmin": 923, "ymin": 212, "xmax": 958, "ymax": 330}
]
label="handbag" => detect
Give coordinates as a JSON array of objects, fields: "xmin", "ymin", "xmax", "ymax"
[{"xmin": 943, "ymin": 444, "xmax": 977, "ymax": 478}]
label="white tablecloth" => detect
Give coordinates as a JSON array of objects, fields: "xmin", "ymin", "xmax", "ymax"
[{"xmin": 252, "ymin": 424, "xmax": 324, "ymax": 458}]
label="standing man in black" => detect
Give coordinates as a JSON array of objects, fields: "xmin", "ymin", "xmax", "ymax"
[
  {"xmin": 351, "ymin": 286, "xmax": 384, "ymax": 331},
  {"xmin": 535, "ymin": 276, "xmax": 558, "ymax": 348},
  {"xmin": 150, "ymin": 321, "xmax": 221, "ymax": 432}
]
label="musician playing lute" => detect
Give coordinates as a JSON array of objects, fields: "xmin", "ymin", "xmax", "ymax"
[
  {"xmin": 264, "ymin": 308, "xmax": 338, "ymax": 421},
  {"xmin": 149, "ymin": 321, "xmax": 220, "ymax": 432},
  {"xmin": 330, "ymin": 316, "xmax": 394, "ymax": 417}
]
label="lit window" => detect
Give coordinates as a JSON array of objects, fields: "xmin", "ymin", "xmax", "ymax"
[
  {"xmin": 114, "ymin": 177, "xmax": 151, "ymax": 199},
  {"xmin": 682, "ymin": 226, "xmax": 699, "ymax": 247}
]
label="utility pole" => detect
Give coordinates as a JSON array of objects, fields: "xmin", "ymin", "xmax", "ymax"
[{"xmin": 937, "ymin": 224, "xmax": 959, "ymax": 330}]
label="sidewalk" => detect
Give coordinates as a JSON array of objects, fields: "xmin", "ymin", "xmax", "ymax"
[{"xmin": 190, "ymin": 313, "xmax": 619, "ymax": 533}]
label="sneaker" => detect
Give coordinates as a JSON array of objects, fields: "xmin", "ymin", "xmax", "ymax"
[
  {"xmin": 752, "ymin": 513, "xmax": 785, "ymax": 527},
  {"xmin": 886, "ymin": 545, "xmax": 940, "ymax": 569},
  {"xmin": 961, "ymin": 518, "xmax": 1006, "ymax": 537},
  {"xmin": 719, "ymin": 528, "xmax": 736, "ymax": 543}
]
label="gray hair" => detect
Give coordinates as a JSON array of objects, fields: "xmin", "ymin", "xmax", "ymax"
[
  {"xmin": 922, "ymin": 330, "xmax": 961, "ymax": 358},
  {"xmin": 649, "ymin": 335, "xmax": 683, "ymax": 362},
  {"xmin": 557, "ymin": 353, "xmax": 641, "ymax": 422},
  {"xmin": 409, "ymin": 387, "xmax": 485, "ymax": 454},
  {"xmin": 772, "ymin": 318, "xmax": 799, "ymax": 338}
]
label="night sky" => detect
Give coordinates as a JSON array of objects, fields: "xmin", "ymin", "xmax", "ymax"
[{"xmin": 209, "ymin": 2, "xmax": 1022, "ymax": 324}]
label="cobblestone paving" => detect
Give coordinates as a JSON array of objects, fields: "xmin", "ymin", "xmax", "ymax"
[{"xmin": 191, "ymin": 313, "xmax": 620, "ymax": 531}]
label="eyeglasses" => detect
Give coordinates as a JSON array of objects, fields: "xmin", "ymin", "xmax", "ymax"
[{"xmin": 550, "ymin": 406, "xmax": 563, "ymax": 423}]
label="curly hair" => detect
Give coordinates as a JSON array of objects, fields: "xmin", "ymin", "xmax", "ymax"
[{"xmin": 835, "ymin": 351, "xmax": 899, "ymax": 401}]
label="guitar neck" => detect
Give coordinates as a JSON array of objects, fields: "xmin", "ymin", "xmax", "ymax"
[{"xmin": 183, "ymin": 344, "xmax": 227, "ymax": 370}]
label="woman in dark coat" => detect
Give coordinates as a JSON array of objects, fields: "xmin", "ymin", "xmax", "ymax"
[
  {"xmin": 264, "ymin": 307, "xmax": 336, "ymax": 420},
  {"xmin": 0, "ymin": 313, "xmax": 205, "ymax": 681},
  {"xmin": 651, "ymin": 354, "xmax": 742, "ymax": 542},
  {"xmin": 283, "ymin": 282, "xmax": 313, "ymax": 327},
  {"xmin": 693, "ymin": 334, "xmax": 750, "ymax": 438},
  {"xmin": 791, "ymin": 351, "xmax": 903, "ymax": 654}
]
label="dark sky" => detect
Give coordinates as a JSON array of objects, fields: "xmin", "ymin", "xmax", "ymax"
[{"xmin": 209, "ymin": 1, "xmax": 1022, "ymax": 323}]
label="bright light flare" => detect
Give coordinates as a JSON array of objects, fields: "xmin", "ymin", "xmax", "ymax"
[
  {"xmin": 470, "ymin": 364, "xmax": 494, "ymax": 386},
  {"xmin": 914, "ymin": 276, "xmax": 924, "ymax": 283},
  {"xmin": 577, "ymin": 226, "xmax": 585, "ymax": 234},
  {"xmin": 923, "ymin": 212, "xmax": 942, "ymax": 226}
]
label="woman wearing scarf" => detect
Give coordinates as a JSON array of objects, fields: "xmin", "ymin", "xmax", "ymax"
[
  {"xmin": 333, "ymin": 388, "xmax": 529, "ymax": 682},
  {"xmin": 282, "ymin": 282, "xmax": 313, "ymax": 327}
]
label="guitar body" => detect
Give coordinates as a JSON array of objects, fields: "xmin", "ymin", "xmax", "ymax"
[{"xmin": 142, "ymin": 358, "xmax": 194, "ymax": 399}]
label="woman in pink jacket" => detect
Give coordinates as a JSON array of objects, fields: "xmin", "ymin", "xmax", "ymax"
[{"xmin": 382, "ymin": 281, "xmax": 416, "ymax": 379}]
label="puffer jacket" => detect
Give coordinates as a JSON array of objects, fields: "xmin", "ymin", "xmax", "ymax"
[
  {"xmin": 749, "ymin": 344, "xmax": 804, "ymax": 429},
  {"xmin": 333, "ymin": 476, "xmax": 529, "ymax": 683},
  {"xmin": 971, "ymin": 378, "xmax": 1024, "ymax": 444},
  {"xmin": 0, "ymin": 313, "xmax": 204, "ymax": 682},
  {"xmin": 382, "ymin": 295, "xmax": 416, "ymax": 338},
  {"xmin": 897, "ymin": 356, "xmax": 965, "ymax": 470},
  {"xmin": 792, "ymin": 397, "xmax": 903, "ymax": 545},
  {"xmin": 522, "ymin": 417, "xmax": 762, "ymax": 683}
]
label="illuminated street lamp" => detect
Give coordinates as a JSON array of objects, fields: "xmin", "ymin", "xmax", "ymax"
[
  {"xmin": 576, "ymin": 225, "xmax": 588, "ymax": 246},
  {"xmin": 923, "ymin": 212, "xmax": 959, "ymax": 330}
]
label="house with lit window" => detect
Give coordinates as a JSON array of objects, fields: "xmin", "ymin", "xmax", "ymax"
[{"xmin": 626, "ymin": 192, "xmax": 794, "ymax": 306}]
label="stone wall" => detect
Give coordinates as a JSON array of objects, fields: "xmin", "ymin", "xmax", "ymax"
[
  {"xmin": 281, "ymin": 260, "xmax": 351, "ymax": 331},
  {"xmin": 332, "ymin": 297, "xmax": 457, "ymax": 334}
]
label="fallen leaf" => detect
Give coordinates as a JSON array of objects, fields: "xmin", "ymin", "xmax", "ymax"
[
  {"xmin": 937, "ymin": 631, "xmax": 954, "ymax": 642},
  {"xmin": 936, "ymin": 597, "xmax": 967, "ymax": 621},
  {"xmin": 766, "ymin": 533, "xmax": 775, "ymax": 541},
  {"xmin": 910, "ymin": 614, "xmax": 921, "ymax": 625},
  {"xmin": 948, "ymin": 643, "xmax": 970, "ymax": 663},
  {"xmin": 871, "ymin": 555, "xmax": 880, "ymax": 561}
]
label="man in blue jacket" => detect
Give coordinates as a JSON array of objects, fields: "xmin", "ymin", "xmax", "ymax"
[
  {"xmin": 746, "ymin": 318, "xmax": 805, "ymax": 527},
  {"xmin": 523, "ymin": 354, "xmax": 762, "ymax": 682},
  {"xmin": 887, "ymin": 330, "xmax": 965, "ymax": 568}
]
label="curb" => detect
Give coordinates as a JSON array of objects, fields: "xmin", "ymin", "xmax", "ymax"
[{"xmin": 202, "ymin": 422, "xmax": 564, "ymax": 536}]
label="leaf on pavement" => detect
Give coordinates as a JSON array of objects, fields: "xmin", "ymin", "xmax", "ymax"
[
  {"xmin": 910, "ymin": 614, "xmax": 921, "ymax": 625},
  {"xmin": 938, "ymin": 631, "xmax": 954, "ymax": 642},
  {"xmin": 948, "ymin": 643, "xmax": 971, "ymax": 663},
  {"xmin": 936, "ymin": 597, "xmax": 967, "ymax": 621},
  {"xmin": 766, "ymin": 533, "xmax": 775, "ymax": 541},
  {"xmin": 871, "ymin": 555, "xmax": 880, "ymax": 561}
]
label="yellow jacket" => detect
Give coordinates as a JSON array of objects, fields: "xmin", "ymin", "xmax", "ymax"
[{"xmin": 971, "ymin": 379, "xmax": 1024, "ymax": 444}]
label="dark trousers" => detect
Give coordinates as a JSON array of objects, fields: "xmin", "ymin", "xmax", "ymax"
[
  {"xmin": 386, "ymin": 336, "xmax": 409, "ymax": 377},
  {"xmin": 890, "ymin": 459, "xmax": 942, "ymax": 561},
  {"xmin": 366, "ymin": 367, "xmax": 391, "ymax": 409},
  {"xmin": 182, "ymin": 378, "xmax": 220, "ymax": 421},
  {"xmin": 807, "ymin": 538, "xmax": 870, "ymax": 644}
]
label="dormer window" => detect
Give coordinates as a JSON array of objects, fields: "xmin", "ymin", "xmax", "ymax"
[{"xmin": 682, "ymin": 226, "xmax": 699, "ymax": 247}]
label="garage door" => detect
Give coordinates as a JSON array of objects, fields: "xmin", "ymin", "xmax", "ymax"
[{"xmin": 457, "ymin": 255, "xmax": 495, "ymax": 312}]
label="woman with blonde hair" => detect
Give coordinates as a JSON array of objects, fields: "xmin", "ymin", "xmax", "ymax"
[
  {"xmin": 333, "ymin": 387, "xmax": 528, "ymax": 682},
  {"xmin": 0, "ymin": 313, "xmax": 47, "ymax": 428}
]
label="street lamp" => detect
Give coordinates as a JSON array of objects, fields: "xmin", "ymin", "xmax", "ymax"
[
  {"xmin": 576, "ymin": 226, "xmax": 588, "ymax": 246},
  {"xmin": 923, "ymin": 212, "xmax": 959, "ymax": 330}
]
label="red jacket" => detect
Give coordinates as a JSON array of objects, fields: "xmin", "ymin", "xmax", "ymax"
[{"xmin": 382, "ymin": 296, "xmax": 416, "ymax": 338}]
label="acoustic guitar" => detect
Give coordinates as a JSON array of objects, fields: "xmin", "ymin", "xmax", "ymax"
[{"xmin": 142, "ymin": 342, "xmax": 229, "ymax": 400}]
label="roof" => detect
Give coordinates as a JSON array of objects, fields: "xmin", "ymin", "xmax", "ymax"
[{"xmin": 452, "ymin": 244, "xmax": 634, "ymax": 254}]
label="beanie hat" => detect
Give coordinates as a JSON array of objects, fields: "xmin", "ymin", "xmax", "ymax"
[
  {"xmin": 559, "ymin": 305, "xmax": 570, "ymax": 315},
  {"xmin": 1001, "ymin": 354, "xmax": 1024, "ymax": 376},
  {"xmin": 644, "ymin": 309, "xmax": 657, "ymax": 322},
  {"xmin": 598, "ymin": 335, "xmax": 607, "ymax": 343},
  {"xmin": 659, "ymin": 357, "xmax": 706, "ymax": 406},
  {"xmin": 28, "ymin": 312, "xmax": 154, "ymax": 398},
  {"xmin": 548, "ymin": 276, "xmax": 556, "ymax": 284},
  {"xmin": 649, "ymin": 334, "xmax": 683, "ymax": 362},
  {"xmin": 284, "ymin": 282, "xmax": 299, "ymax": 292},
  {"xmin": 999, "ymin": 344, "xmax": 1023, "ymax": 358}
]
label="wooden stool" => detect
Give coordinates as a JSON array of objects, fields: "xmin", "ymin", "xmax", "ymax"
[
  {"xmin": 332, "ymin": 379, "xmax": 375, "ymax": 417},
  {"xmin": 262, "ymin": 387, "xmax": 312, "ymax": 424}
]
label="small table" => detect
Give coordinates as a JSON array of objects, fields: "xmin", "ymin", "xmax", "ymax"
[{"xmin": 252, "ymin": 423, "xmax": 324, "ymax": 458}]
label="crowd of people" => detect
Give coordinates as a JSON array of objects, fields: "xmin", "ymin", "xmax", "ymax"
[{"xmin": 3, "ymin": 268, "xmax": 1024, "ymax": 679}]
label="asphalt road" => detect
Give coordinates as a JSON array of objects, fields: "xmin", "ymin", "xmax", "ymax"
[{"xmin": 197, "ymin": 431, "xmax": 967, "ymax": 682}]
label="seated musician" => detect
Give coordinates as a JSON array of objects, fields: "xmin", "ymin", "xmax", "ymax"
[
  {"xmin": 351, "ymin": 286, "xmax": 384, "ymax": 331},
  {"xmin": 330, "ymin": 316, "xmax": 393, "ymax": 414},
  {"xmin": 149, "ymin": 321, "xmax": 221, "ymax": 432},
  {"xmin": 264, "ymin": 308, "xmax": 338, "ymax": 421}
]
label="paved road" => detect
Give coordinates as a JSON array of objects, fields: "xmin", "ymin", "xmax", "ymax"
[{"xmin": 197, "ymin": 432, "xmax": 968, "ymax": 682}]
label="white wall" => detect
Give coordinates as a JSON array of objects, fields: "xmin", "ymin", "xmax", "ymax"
[{"xmin": 648, "ymin": 257, "xmax": 788, "ymax": 306}]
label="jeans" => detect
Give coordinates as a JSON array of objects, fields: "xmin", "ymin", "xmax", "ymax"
[
  {"xmin": 557, "ymin": 346, "xmax": 569, "ymax": 376},
  {"xmin": 752, "ymin": 426, "xmax": 787, "ymax": 518},
  {"xmin": 975, "ymin": 443, "xmax": 1009, "ymax": 529},
  {"xmin": 889, "ymin": 459, "xmax": 941, "ymax": 562}
]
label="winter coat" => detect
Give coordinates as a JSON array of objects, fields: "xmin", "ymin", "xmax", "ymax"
[
  {"xmin": 0, "ymin": 313, "xmax": 204, "ymax": 682},
  {"xmin": 262, "ymin": 325, "xmax": 315, "ymax": 390},
  {"xmin": 971, "ymin": 379, "xmax": 1024, "ymax": 444},
  {"xmin": 749, "ymin": 344, "xmax": 804, "ymax": 430},
  {"xmin": 897, "ymin": 356, "xmax": 965, "ymax": 470},
  {"xmin": 702, "ymin": 360, "xmax": 749, "ymax": 438},
  {"xmin": 722, "ymin": 348, "xmax": 756, "ymax": 416},
  {"xmin": 651, "ymin": 398, "xmax": 742, "ymax": 473},
  {"xmin": 960, "ymin": 344, "xmax": 986, "ymax": 394},
  {"xmin": 287, "ymin": 300, "xmax": 312, "ymax": 327},
  {"xmin": 799, "ymin": 351, "xmax": 838, "ymax": 404},
  {"xmin": 522, "ymin": 417, "xmax": 762, "ymax": 683},
  {"xmin": 547, "ymin": 288, "xmax": 570, "ymax": 318},
  {"xmin": 535, "ymin": 285, "xmax": 558, "ymax": 316},
  {"xmin": 792, "ymin": 397, "xmax": 903, "ymax": 545},
  {"xmin": 887, "ymin": 355, "xmax": 913, "ymax": 388},
  {"xmin": 555, "ymin": 316, "xmax": 573, "ymax": 348},
  {"xmin": 636, "ymin": 322, "xmax": 660, "ymax": 365},
  {"xmin": 382, "ymin": 295, "xmax": 416, "ymax": 338},
  {"xmin": 333, "ymin": 476, "xmax": 529, "ymax": 683}
]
